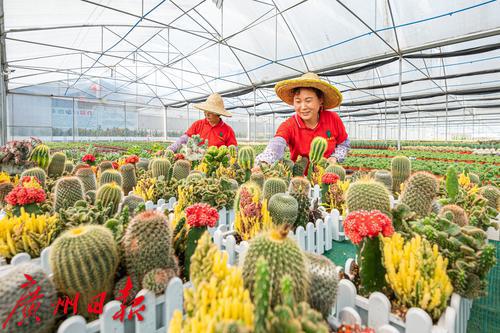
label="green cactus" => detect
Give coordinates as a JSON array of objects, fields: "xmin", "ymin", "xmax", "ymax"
[
  {"xmin": 268, "ymin": 193, "xmax": 299, "ymax": 226},
  {"xmin": 64, "ymin": 161, "xmax": 74, "ymax": 174},
  {"xmin": 262, "ymin": 177, "xmax": 287, "ymax": 201},
  {"xmin": 439, "ymin": 204, "xmax": 469, "ymax": 226},
  {"xmin": 0, "ymin": 182, "xmax": 14, "ymax": 204},
  {"xmin": 50, "ymin": 225, "xmax": 118, "ymax": 319},
  {"xmin": 28, "ymin": 144, "xmax": 50, "ymax": 169},
  {"xmin": 308, "ymin": 137, "xmax": 327, "ymax": 177},
  {"xmin": 120, "ymin": 163, "xmax": 137, "ymax": 194},
  {"xmin": 359, "ymin": 236, "xmax": 387, "ymax": 295},
  {"xmin": 305, "ymin": 252, "xmax": 338, "ymax": 318},
  {"xmin": 0, "ymin": 263, "xmax": 57, "ymax": 333},
  {"xmin": 122, "ymin": 194, "xmax": 145, "ymax": 216},
  {"xmin": 391, "ymin": 156, "xmax": 411, "ymax": 194},
  {"xmin": 400, "ymin": 171, "xmax": 438, "ymax": 218},
  {"xmin": 282, "ymin": 158, "xmax": 294, "ymax": 174},
  {"xmin": 99, "ymin": 169, "xmax": 123, "ymax": 187},
  {"xmin": 142, "ymin": 267, "xmax": 178, "ymax": 295},
  {"xmin": 228, "ymin": 145, "xmax": 238, "ymax": 159},
  {"xmin": 250, "ymin": 172, "xmax": 265, "ymax": 189},
  {"xmin": 172, "ymin": 159, "xmax": 191, "ymax": 181},
  {"xmin": 184, "ymin": 225, "xmax": 208, "ymax": 280},
  {"xmin": 21, "ymin": 167, "xmax": 47, "ymax": 187},
  {"xmin": 289, "ymin": 177, "xmax": 311, "ymax": 229},
  {"xmin": 85, "ymin": 190, "xmax": 96, "ymax": 205},
  {"xmin": 98, "ymin": 161, "xmax": 114, "ymax": 173},
  {"xmin": 96, "ymin": 182, "xmax": 123, "ymax": 215},
  {"xmin": 122, "ymin": 211, "xmax": 177, "ymax": 284},
  {"xmin": 374, "ymin": 170, "xmax": 393, "ymax": 193},
  {"xmin": 238, "ymin": 146, "xmax": 255, "ymax": 181},
  {"xmin": 54, "ymin": 176, "xmax": 85, "ymax": 212},
  {"xmin": 75, "ymin": 167, "xmax": 97, "ymax": 192},
  {"xmin": 479, "ymin": 185, "xmax": 499, "ymax": 211},
  {"xmin": 325, "ymin": 164, "xmax": 346, "ymax": 181},
  {"xmin": 151, "ymin": 158, "xmax": 171, "ymax": 179},
  {"xmin": 292, "ymin": 155, "xmax": 309, "ymax": 177},
  {"xmin": 253, "ymin": 257, "xmax": 271, "ymax": 333},
  {"xmin": 445, "ymin": 166, "xmax": 459, "ymax": 200},
  {"xmin": 346, "ymin": 179, "xmax": 391, "ymax": 216},
  {"xmin": 468, "ymin": 173, "xmax": 480, "ymax": 185},
  {"xmin": 72, "ymin": 163, "xmax": 91, "ymax": 175},
  {"xmin": 47, "ymin": 152, "xmax": 66, "ymax": 177},
  {"xmin": 242, "ymin": 229, "xmax": 309, "ymax": 308},
  {"xmin": 137, "ymin": 158, "xmax": 150, "ymax": 171}
]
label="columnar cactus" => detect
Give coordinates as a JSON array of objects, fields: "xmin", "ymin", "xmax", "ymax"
[
  {"xmin": 308, "ymin": 137, "xmax": 327, "ymax": 177},
  {"xmin": 0, "ymin": 263, "xmax": 57, "ymax": 333},
  {"xmin": 325, "ymin": 164, "xmax": 346, "ymax": 181},
  {"xmin": 305, "ymin": 252, "xmax": 338, "ymax": 318},
  {"xmin": 151, "ymin": 158, "xmax": 171, "ymax": 179},
  {"xmin": 268, "ymin": 193, "xmax": 299, "ymax": 226},
  {"xmin": 445, "ymin": 166, "xmax": 459, "ymax": 200},
  {"xmin": 242, "ymin": 228, "xmax": 309, "ymax": 308},
  {"xmin": 99, "ymin": 169, "xmax": 123, "ymax": 187},
  {"xmin": 120, "ymin": 163, "xmax": 137, "ymax": 194},
  {"xmin": 96, "ymin": 182, "xmax": 123, "ymax": 215},
  {"xmin": 346, "ymin": 179, "xmax": 391, "ymax": 216},
  {"xmin": 288, "ymin": 177, "xmax": 312, "ymax": 229},
  {"xmin": 400, "ymin": 171, "xmax": 438, "ymax": 218},
  {"xmin": 468, "ymin": 173, "xmax": 480, "ymax": 185},
  {"xmin": 292, "ymin": 156, "xmax": 309, "ymax": 177},
  {"xmin": 54, "ymin": 176, "xmax": 85, "ymax": 211},
  {"xmin": 47, "ymin": 152, "xmax": 66, "ymax": 177},
  {"xmin": 262, "ymin": 177, "xmax": 287, "ymax": 201},
  {"xmin": 238, "ymin": 146, "xmax": 255, "ymax": 182},
  {"xmin": 28, "ymin": 144, "xmax": 50, "ymax": 169},
  {"xmin": 374, "ymin": 170, "xmax": 393, "ymax": 193},
  {"xmin": 391, "ymin": 156, "xmax": 411, "ymax": 194},
  {"xmin": 50, "ymin": 225, "xmax": 118, "ymax": 319},
  {"xmin": 172, "ymin": 159, "xmax": 191, "ymax": 180},
  {"xmin": 75, "ymin": 167, "xmax": 97, "ymax": 192},
  {"xmin": 21, "ymin": 167, "xmax": 47, "ymax": 187}
]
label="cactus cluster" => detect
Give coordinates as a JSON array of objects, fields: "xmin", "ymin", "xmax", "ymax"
[
  {"xmin": 0, "ymin": 263, "xmax": 57, "ymax": 333},
  {"xmin": 391, "ymin": 156, "xmax": 411, "ymax": 194},
  {"xmin": 57, "ymin": 199, "xmax": 113, "ymax": 227},
  {"xmin": 50, "ymin": 225, "xmax": 119, "ymax": 319},
  {"xmin": 410, "ymin": 214, "xmax": 496, "ymax": 299},
  {"xmin": 400, "ymin": 172, "xmax": 438, "ymax": 218},
  {"xmin": 382, "ymin": 233, "xmax": 453, "ymax": 321}
]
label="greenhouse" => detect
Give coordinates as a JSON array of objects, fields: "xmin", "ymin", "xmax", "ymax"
[{"xmin": 0, "ymin": 1, "xmax": 499, "ymax": 333}]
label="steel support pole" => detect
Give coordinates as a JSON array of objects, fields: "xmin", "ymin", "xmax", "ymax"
[
  {"xmin": 397, "ymin": 56, "xmax": 402, "ymax": 150},
  {"xmin": 253, "ymin": 87, "xmax": 257, "ymax": 142},
  {"xmin": 164, "ymin": 106, "xmax": 168, "ymax": 141},
  {"xmin": 445, "ymin": 93, "xmax": 449, "ymax": 141}
]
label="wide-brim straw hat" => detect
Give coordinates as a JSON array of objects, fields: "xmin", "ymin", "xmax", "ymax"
[
  {"xmin": 274, "ymin": 72, "xmax": 343, "ymax": 109},
  {"xmin": 193, "ymin": 93, "xmax": 232, "ymax": 117}
]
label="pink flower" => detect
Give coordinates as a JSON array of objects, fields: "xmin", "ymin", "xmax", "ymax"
[
  {"xmin": 343, "ymin": 210, "xmax": 393, "ymax": 245},
  {"xmin": 185, "ymin": 203, "xmax": 219, "ymax": 228},
  {"xmin": 322, "ymin": 173, "xmax": 340, "ymax": 185}
]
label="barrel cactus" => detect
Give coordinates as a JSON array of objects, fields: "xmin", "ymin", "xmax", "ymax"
[
  {"xmin": 374, "ymin": 170, "xmax": 393, "ymax": 193},
  {"xmin": 142, "ymin": 267, "xmax": 178, "ymax": 295},
  {"xmin": 439, "ymin": 204, "xmax": 469, "ymax": 226},
  {"xmin": 99, "ymin": 169, "xmax": 123, "ymax": 187},
  {"xmin": 98, "ymin": 161, "xmax": 114, "ymax": 173},
  {"xmin": 391, "ymin": 156, "xmax": 411, "ymax": 194},
  {"xmin": 64, "ymin": 161, "xmax": 74, "ymax": 174},
  {"xmin": 50, "ymin": 225, "xmax": 118, "ymax": 319},
  {"xmin": 305, "ymin": 252, "xmax": 338, "ymax": 318},
  {"xmin": 47, "ymin": 152, "xmax": 66, "ymax": 177},
  {"xmin": 151, "ymin": 158, "xmax": 171, "ymax": 179},
  {"xmin": 120, "ymin": 163, "xmax": 137, "ymax": 194},
  {"xmin": 75, "ymin": 167, "xmax": 97, "ymax": 192},
  {"xmin": 96, "ymin": 182, "xmax": 123, "ymax": 215},
  {"xmin": 54, "ymin": 176, "xmax": 85, "ymax": 212},
  {"xmin": 122, "ymin": 194, "xmax": 145, "ymax": 216},
  {"xmin": 172, "ymin": 160, "xmax": 191, "ymax": 181},
  {"xmin": 268, "ymin": 193, "xmax": 299, "ymax": 226},
  {"xmin": 346, "ymin": 179, "xmax": 391, "ymax": 216},
  {"xmin": 400, "ymin": 171, "xmax": 438, "ymax": 218},
  {"xmin": 250, "ymin": 172, "xmax": 265, "ymax": 189},
  {"xmin": 479, "ymin": 185, "xmax": 499, "ymax": 211},
  {"xmin": 292, "ymin": 155, "xmax": 309, "ymax": 177},
  {"xmin": 325, "ymin": 164, "xmax": 346, "ymax": 181},
  {"xmin": 0, "ymin": 182, "xmax": 14, "ymax": 204},
  {"xmin": 21, "ymin": 167, "xmax": 47, "ymax": 188},
  {"xmin": 262, "ymin": 177, "xmax": 287, "ymax": 201}
]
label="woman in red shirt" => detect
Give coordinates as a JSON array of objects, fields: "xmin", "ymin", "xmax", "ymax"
[
  {"xmin": 167, "ymin": 93, "xmax": 238, "ymax": 152},
  {"xmin": 255, "ymin": 72, "xmax": 350, "ymax": 168}
]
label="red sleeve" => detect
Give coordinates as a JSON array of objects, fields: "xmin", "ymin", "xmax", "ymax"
[
  {"xmin": 225, "ymin": 126, "xmax": 238, "ymax": 146},
  {"xmin": 185, "ymin": 120, "xmax": 201, "ymax": 136},
  {"xmin": 274, "ymin": 118, "xmax": 293, "ymax": 143},
  {"xmin": 332, "ymin": 112, "xmax": 348, "ymax": 144}
]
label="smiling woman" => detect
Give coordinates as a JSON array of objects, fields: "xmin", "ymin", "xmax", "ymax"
[{"xmin": 255, "ymin": 72, "xmax": 351, "ymax": 174}]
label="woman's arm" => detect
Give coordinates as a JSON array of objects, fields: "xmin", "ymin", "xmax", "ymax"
[
  {"xmin": 329, "ymin": 138, "xmax": 350, "ymax": 163},
  {"xmin": 167, "ymin": 134, "xmax": 189, "ymax": 153},
  {"xmin": 255, "ymin": 136, "xmax": 287, "ymax": 165}
]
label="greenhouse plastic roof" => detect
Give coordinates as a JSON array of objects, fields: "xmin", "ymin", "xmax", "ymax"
[{"xmin": 3, "ymin": 0, "xmax": 500, "ymax": 121}]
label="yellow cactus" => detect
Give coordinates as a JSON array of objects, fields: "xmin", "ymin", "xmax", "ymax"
[
  {"xmin": 458, "ymin": 172, "xmax": 470, "ymax": 188},
  {"xmin": 0, "ymin": 208, "xmax": 60, "ymax": 259},
  {"xmin": 169, "ymin": 233, "xmax": 254, "ymax": 333},
  {"xmin": 195, "ymin": 162, "xmax": 208, "ymax": 174},
  {"xmin": 382, "ymin": 233, "xmax": 453, "ymax": 321},
  {"xmin": 0, "ymin": 172, "xmax": 10, "ymax": 184},
  {"xmin": 133, "ymin": 177, "xmax": 156, "ymax": 201}
]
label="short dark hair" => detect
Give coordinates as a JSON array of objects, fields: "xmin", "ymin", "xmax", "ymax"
[{"xmin": 292, "ymin": 87, "xmax": 324, "ymax": 99}]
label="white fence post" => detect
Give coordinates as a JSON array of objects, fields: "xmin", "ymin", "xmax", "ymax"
[
  {"xmin": 100, "ymin": 300, "xmax": 125, "ymax": 333},
  {"xmin": 306, "ymin": 222, "xmax": 315, "ymax": 253},
  {"xmin": 316, "ymin": 219, "xmax": 325, "ymax": 254},
  {"xmin": 324, "ymin": 216, "xmax": 333, "ymax": 251},
  {"xmin": 405, "ymin": 308, "xmax": 433, "ymax": 333},
  {"xmin": 368, "ymin": 292, "xmax": 391, "ymax": 329},
  {"xmin": 57, "ymin": 315, "xmax": 87, "ymax": 333},
  {"xmin": 135, "ymin": 290, "xmax": 156, "ymax": 333},
  {"xmin": 165, "ymin": 277, "xmax": 183, "ymax": 330}
]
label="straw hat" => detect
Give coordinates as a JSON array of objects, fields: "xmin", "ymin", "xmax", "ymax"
[
  {"xmin": 193, "ymin": 93, "xmax": 232, "ymax": 117},
  {"xmin": 274, "ymin": 72, "xmax": 343, "ymax": 109}
]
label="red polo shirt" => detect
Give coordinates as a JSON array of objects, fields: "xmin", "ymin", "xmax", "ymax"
[
  {"xmin": 185, "ymin": 118, "xmax": 238, "ymax": 147},
  {"xmin": 275, "ymin": 111, "xmax": 348, "ymax": 162}
]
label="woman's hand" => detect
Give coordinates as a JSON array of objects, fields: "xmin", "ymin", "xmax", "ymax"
[{"xmin": 327, "ymin": 156, "xmax": 337, "ymax": 165}]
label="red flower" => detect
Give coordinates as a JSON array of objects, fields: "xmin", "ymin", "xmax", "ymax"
[
  {"xmin": 185, "ymin": 203, "xmax": 219, "ymax": 228},
  {"xmin": 5, "ymin": 185, "xmax": 46, "ymax": 206},
  {"xmin": 321, "ymin": 172, "xmax": 340, "ymax": 185},
  {"xmin": 174, "ymin": 153, "xmax": 185, "ymax": 161},
  {"xmin": 343, "ymin": 210, "xmax": 393, "ymax": 245},
  {"xmin": 112, "ymin": 161, "xmax": 119, "ymax": 169},
  {"xmin": 125, "ymin": 155, "xmax": 139, "ymax": 164},
  {"xmin": 82, "ymin": 154, "xmax": 96, "ymax": 164}
]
